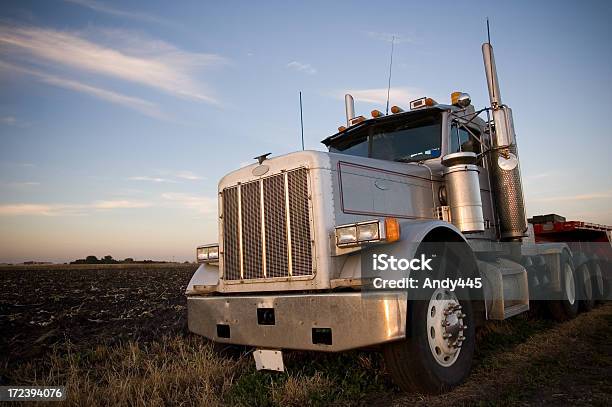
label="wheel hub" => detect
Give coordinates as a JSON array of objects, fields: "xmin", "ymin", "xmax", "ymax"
[{"xmin": 426, "ymin": 288, "xmax": 466, "ymax": 367}]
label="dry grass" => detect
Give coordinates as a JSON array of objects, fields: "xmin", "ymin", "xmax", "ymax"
[
  {"xmin": 10, "ymin": 336, "xmax": 241, "ymax": 406},
  {"xmin": 3, "ymin": 265, "xmax": 610, "ymax": 406}
]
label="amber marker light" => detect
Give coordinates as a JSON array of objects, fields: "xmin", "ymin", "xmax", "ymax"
[
  {"xmin": 385, "ymin": 217, "xmax": 401, "ymax": 243},
  {"xmin": 371, "ymin": 109, "xmax": 384, "ymax": 118},
  {"xmin": 390, "ymin": 105, "xmax": 404, "ymax": 114},
  {"xmin": 451, "ymin": 91, "xmax": 462, "ymax": 105}
]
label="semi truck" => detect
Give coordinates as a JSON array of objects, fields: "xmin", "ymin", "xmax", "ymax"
[{"xmin": 185, "ymin": 41, "xmax": 611, "ymax": 393}]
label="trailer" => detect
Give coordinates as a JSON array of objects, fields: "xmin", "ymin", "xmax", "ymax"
[{"xmin": 185, "ymin": 40, "xmax": 611, "ymax": 393}]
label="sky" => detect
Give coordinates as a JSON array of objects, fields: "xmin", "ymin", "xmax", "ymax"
[{"xmin": 1, "ymin": 0, "xmax": 611, "ymax": 263}]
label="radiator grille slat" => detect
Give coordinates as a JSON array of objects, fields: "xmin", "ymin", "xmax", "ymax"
[
  {"xmin": 222, "ymin": 168, "xmax": 312, "ymax": 280},
  {"xmin": 240, "ymin": 182, "xmax": 262, "ymax": 280},
  {"xmin": 222, "ymin": 187, "xmax": 240, "ymax": 280},
  {"xmin": 288, "ymin": 170, "xmax": 312, "ymax": 276},
  {"xmin": 263, "ymin": 175, "xmax": 288, "ymax": 277}
]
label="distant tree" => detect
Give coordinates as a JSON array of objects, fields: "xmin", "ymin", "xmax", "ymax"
[
  {"xmin": 85, "ymin": 255, "xmax": 99, "ymax": 264},
  {"xmin": 101, "ymin": 255, "xmax": 118, "ymax": 264},
  {"xmin": 123, "ymin": 258, "xmax": 134, "ymax": 263}
]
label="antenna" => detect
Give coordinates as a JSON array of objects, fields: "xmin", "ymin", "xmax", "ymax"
[
  {"xmin": 385, "ymin": 35, "xmax": 395, "ymax": 115},
  {"xmin": 299, "ymin": 91, "xmax": 305, "ymax": 150},
  {"xmin": 484, "ymin": 17, "xmax": 498, "ymax": 105}
]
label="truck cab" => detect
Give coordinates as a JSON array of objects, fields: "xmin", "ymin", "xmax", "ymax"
[{"xmin": 185, "ymin": 42, "xmax": 610, "ymax": 394}]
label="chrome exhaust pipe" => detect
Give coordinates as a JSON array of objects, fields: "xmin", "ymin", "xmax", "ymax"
[
  {"xmin": 482, "ymin": 43, "xmax": 528, "ymax": 240},
  {"xmin": 345, "ymin": 94, "xmax": 355, "ymax": 127}
]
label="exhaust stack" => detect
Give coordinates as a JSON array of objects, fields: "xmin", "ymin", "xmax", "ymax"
[
  {"xmin": 482, "ymin": 43, "xmax": 528, "ymax": 240},
  {"xmin": 345, "ymin": 94, "xmax": 355, "ymax": 126}
]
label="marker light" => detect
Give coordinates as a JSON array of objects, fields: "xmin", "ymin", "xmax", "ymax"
[
  {"xmin": 451, "ymin": 91, "xmax": 471, "ymax": 107},
  {"xmin": 338, "ymin": 125, "xmax": 347, "ymax": 132},
  {"xmin": 410, "ymin": 97, "xmax": 437, "ymax": 110},
  {"xmin": 390, "ymin": 105, "xmax": 404, "ymax": 114},
  {"xmin": 451, "ymin": 92, "xmax": 462, "ymax": 105},
  {"xmin": 371, "ymin": 109, "xmax": 384, "ymax": 118},
  {"xmin": 385, "ymin": 217, "xmax": 401, "ymax": 243},
  {"xmin": 348, "ymin": 115, "xmax": 366, "ymax": 126}
]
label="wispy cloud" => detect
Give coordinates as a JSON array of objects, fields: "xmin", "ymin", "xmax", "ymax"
[
  {"xmin": 93, "ymin": 200, "xmax": 152, "ymax": 209},
  {"xmin": 332, "ymin": 87, "xmax": 425, "ymax": 107},
  {"xmin": 0, "ymin": 199, "xmax": 152, "ymax": 216},
  {"xmin": 161, "ymin": 192, "xmax": 216, "ymax": 214},
  {"xmin": 64, "ymin": 0, "xmax": 173, "ymax": 26},
  {"xmin": 0, "ymin": 61, "xmax": 168, "ymax": 120},
  {"xmin": 128, "ymin": 176, "xmax": 176, "ymax": 183},
  {"xmin": 128, "ymin": 170, "xmax": 203, "ymax": 183},
  {"xmin": 1, "ymin": 181, "xmax": 40, "ymax": 188},
  {"xmin": 0, "ymin": 25, "xmax": 227, "ymax": 104},
  {"xmin": 366, "ymin": 31, "xmax": 414, "ymax": 44},
  {"xmin": 0, "ymin": 115, "xmax": 30, "ymax": 127},
  {"xmin": 287, "ymin": 61, "xmax": 317, "ymax": 75},
  {"xmin": 174, "ymin": 170, "xmax": 203, "ymax": 181},
  {"xmin": 530, "ymin": 191, "xmax": 612, "ymax": 203}
]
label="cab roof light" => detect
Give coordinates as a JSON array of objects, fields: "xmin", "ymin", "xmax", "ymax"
[
  {"xmin": 348, "ymin": 115, "xmax": 366, "ymax": 126},
  {"xmin": 410, "ymin": 97, "xmax": 437, "ymax": 110},
  {"xmin": 451, "ymin": 91, "xmax": 471, "ymax": 107},
  {"xmin": 390, "ymin": 105, "xmax": 404, "ymax": 114},
  {"xmin": 338, "ymin": 125, "xmax": 347, "ymax": 132},
  {"xmin": 371, "ymin": 109, "xmax": 384, "ymax": 118}
]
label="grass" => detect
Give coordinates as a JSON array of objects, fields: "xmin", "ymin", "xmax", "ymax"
[
  {"xmin": 8, "ymin": 336, "xmax": 389, "ymax": 406},
  {"xmin": 7, "ymin": 304, "xmax": 611, "ymax": 406}
]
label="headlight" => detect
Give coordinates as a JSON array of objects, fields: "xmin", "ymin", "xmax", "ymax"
[
  {"xmin": 335, "ymin": 220, "xmax": 380, "ymax": 247},
  {"xmin": 196, "ymin": 244, "xmax": 219, "ymax": 263},
  {"xmin": 336, "ymin": 225, "xmax": 357, "ymax": 246},
  {"xmin": 357, "ymin": 222, "xmax": 379, "ymax": 242},
  {"xmin": 335, "ymin": 218, "xmax": 399, "ymax": 248}
]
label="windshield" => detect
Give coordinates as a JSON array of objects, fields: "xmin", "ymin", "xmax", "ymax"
[{"xmin": 329, "ymin": 112, "xmax": 442, "ymax": 162}]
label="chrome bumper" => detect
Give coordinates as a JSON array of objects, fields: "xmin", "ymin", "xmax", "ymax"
[{"xmin": 187, "ymin": 292, "xmax": 407, "ymax": 352}]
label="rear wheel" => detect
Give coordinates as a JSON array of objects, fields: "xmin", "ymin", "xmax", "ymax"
[
  {"xmin": 383, "ymin": 287, "xmax": 475, "ymax": 394},
  {"xmin": 547, "ymin": 254, "xmax": 579, "ymax": 321},
  {"xmin": 578, "ymin": 263, "xmax": 595, "ymax": 312}
]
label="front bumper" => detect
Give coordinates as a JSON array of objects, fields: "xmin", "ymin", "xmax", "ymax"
[{"xmin": 187, "ymin": 292, "xmax": 407, "ymax": 352}]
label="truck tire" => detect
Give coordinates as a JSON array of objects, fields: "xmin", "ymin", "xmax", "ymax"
[
  {"xmin": 578, "ymin": 263, "xmax": 595, "ymax": 312},
  {"xmin": 590, "ymin": 260, "xmax": 605, "ymax": 304},
  {"xmin": 547, "ymin": 253, "xmax": 579, "ymax": 321},
  {"xmin": 383, "ymin": 286, "xmax": 475, "ymax": 394}
]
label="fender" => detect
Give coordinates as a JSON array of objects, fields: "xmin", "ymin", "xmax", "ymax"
[
  {"xmin": 185, "ymin": 263, "xmax": 219, "ymax": 295},
  {"xmin": 337, "ymin": 220, "xmax": 467, "ymax": 280}
]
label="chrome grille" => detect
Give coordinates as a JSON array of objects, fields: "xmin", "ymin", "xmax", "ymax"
[{"xmin": 222, "ymin": 168, "xmax": 313, "ymax": 280}]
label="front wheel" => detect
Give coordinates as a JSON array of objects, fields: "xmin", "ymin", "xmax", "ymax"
[{"xmin": 383, "ymin": 287, "xmax": 476, "ymax": 394}]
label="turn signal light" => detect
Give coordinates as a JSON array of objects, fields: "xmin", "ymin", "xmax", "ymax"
[{"xmin": 385, "ymin": 217, "xmax": 400, "ymax": 243}]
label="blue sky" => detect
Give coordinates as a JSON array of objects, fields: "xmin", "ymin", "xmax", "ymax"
[{"xmin": 1, "ymin": 0, "xmax": 611, "ymax": 263}]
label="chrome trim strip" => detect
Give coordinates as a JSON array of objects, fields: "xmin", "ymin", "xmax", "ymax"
[
  {"xmin": 259, "ymin": 179, "xmax": 267, "ymax": 278},
  {"xmin": 237, "ymin": 184, "xmax": 244, "ymax": 279},
  {"xmin": 284, "ymin": 172, "xmax": 293, "ymax": 277}
]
